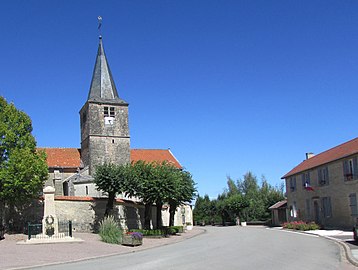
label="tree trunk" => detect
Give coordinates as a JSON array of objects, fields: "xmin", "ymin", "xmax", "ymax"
[
  {"xmin": 168, "ymin": 203, "xmax": 177, "ymax": 227},
  {"xmin": 104, "ymin": 192, "xmax": 115, "ymax": 217},
  {"xmin": 144, "ymin": 203, "xmax": 152, "ymax": 230},
  {"xmin": 156, "ymin": 202, "xmax": 163, "ymax": 229},
  {"xmin": 0, "ymin": 200, "xmax": 5, "ymax": 239}
]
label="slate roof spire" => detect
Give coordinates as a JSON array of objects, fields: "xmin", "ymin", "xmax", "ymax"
[{"xmin": 87, "ymin": 36, "xmax": 127, "ymax": 104}]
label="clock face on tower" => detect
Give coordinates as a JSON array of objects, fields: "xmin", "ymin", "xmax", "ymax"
[{"xmin": 104, "ymin": 116, "xmax": 114, "ymax": 126}]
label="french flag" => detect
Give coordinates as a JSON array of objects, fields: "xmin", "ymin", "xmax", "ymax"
[{"xmin": 304, "ymin": 181, "xmax": 315, "ymax": 191}]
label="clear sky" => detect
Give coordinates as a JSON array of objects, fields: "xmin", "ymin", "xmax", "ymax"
[{"xmin": 1, "ymin": 1, "xmax": 358, "ymax": 199}]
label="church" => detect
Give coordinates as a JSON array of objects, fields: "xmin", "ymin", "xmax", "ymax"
[{"xmin": 39, "ymin": 35, "xmax": 193, "ymax": 231}]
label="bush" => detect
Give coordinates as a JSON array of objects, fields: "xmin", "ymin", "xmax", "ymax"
[
  {"xmin": 99, "ymin": 216, "xmax": 122, "ymax": 244},
  {"xmin": 170, "ymin": 226, "xmax": 184, "ymax": 234},
  {"xmin": 283, "ymin": 221, "xmax": 320, "ymax": 231}
]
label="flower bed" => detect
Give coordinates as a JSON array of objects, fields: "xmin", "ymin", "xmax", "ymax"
[
  {"xmin": 282, "ymin": 221, "xmax": 320, "ymax": 231},
  {"xmin": 121, "ymin": 232, "xmax": 143, "ymax": 246}
]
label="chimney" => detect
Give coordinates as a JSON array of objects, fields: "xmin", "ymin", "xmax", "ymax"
[{"xmin": 306, "ymin": 152, "xmax": 315, "ymax": 160}]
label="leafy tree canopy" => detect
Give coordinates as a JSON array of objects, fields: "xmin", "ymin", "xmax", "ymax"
[
  {"xmin": 0, "ymin": 96, "xmax": 48, "ymax": 206},
  {"xmin": 94, "ymin": 162, "xmax": 130, "ymax": 216},
  {"xmin": 193, "ymin": 172, "xmax": 285, "ymax": 225}
]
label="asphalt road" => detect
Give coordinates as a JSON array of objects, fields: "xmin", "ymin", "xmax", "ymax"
[
  {"xmin": 329, "ymin": 233, "xmax": 358, "ymax": 250},
  {"xmin": 36, "ymin": 226, "xmax": 356, "ymax": 270}
]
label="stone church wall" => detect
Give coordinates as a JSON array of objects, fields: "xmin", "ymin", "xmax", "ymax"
[
  {"xmin": 54, "ymin": 197, "xmax": 146, "ymax": 232},
  {"xmin": 4, "ymin": 197, "xmax": 192, "ymax": 233},
  {"xmin": 162, "ymin": 205, "xmax": 193, "ymax": 226}
]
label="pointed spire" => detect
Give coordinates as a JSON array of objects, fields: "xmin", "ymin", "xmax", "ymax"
[{"xmin": 87, "ymin": 37, "xmax": 127, "ymax": 104}]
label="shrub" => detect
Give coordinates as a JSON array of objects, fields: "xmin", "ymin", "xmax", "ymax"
[
  {"xmin": 170, "ymin": 226, "xmax": 184, "ymax": 234},
  {"xmin": 99, "ymin": 216, "xmax": 122, "ymax": 244},
  {"xmin": 283, "ymin": 221, "xmax": 320, "ymax": 231}
]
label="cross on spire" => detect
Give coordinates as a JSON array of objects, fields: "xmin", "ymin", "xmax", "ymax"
[{"xmin": 98, "ymin": 16, "xmax": 102, "ymax": 37}]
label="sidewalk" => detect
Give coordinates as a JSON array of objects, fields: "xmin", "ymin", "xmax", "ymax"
[{"xmin": 0, "ymin": 227, "xmax": 205, "ymax": 270}]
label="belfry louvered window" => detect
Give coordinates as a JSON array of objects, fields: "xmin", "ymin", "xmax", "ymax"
[
  {"xmin": 104, "ymin": 107, "xmax": 115, "ymax": 117},
  {"xmin": 110, "ymin": 107, "xmax": 115, "ymax": 117}
]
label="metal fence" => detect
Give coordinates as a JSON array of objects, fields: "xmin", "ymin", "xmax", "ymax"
[
  {"xmin": 27, "ymin": 220, "xmax": 72, "ymax": 240},
  {"xmin": 58, "ymin": 220, "xmax": 73, "ymax": 237},
  {"xmin": 27, "ymin": 223, "xmax": 42, "ymax": 240}
]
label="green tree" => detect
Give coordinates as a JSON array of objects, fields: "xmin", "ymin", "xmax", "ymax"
[
  {"xmin": 168, "ymin": 169, "xmax": 196, "ymax": 226},
  {"xmin": 150, "ymin": 161, "xmax": 178, "ymax": 228},
  {"xmin": 195, "ymin": 172, "xmax": 286, "ymax": 225},
  {"xmin": 126, "ymin": 161, "xmax": 157, "ymax": 229},
  {"xmin": 0, "ymin": 97, "xmax": 48, "ymax": 229},
  {"xmin": 126, "ymin": 161, "xmax": 196, "ymax": 229},
  {"xmin": 94, "ymin": 163, "xmax": 129, "ymax": 217},
  {"xmin": 193, "ymin": 194, "xmax": 211, "ymax": 225},
  {"xmin": 226, "ymin": 176, "xmax": 239, "ymax": 196}
]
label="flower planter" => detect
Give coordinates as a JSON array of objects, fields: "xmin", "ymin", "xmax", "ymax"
[{"xmin": 121, "ymin": 235, "xmax": 143, "ymax": 246}]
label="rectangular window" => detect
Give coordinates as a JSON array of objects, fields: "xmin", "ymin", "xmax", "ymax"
[
  {"xmin": 318, "ymin": 166, "xmax": 329, "ymax": 186},
  {"xmin": 104, "ymin": 107, "xmax": 109, "ymax": 117},
  {"xmin": 343, "ymin": 157, "xmax": 358, "ymax": 181},
  {"xmin": 104, "ymin": 107, "xmax": 115, "ymax": 117},
  {"xmin": 349, "ymin": 193, "xmax": 358, "ymax": 216},
  {"xmin": 301, "ymin": 172, "xmax": 310, "ymax": 188},
  {"xmin": 322, "ymin": 197, "xmax": 332, "ymax": 218},
  {"xmin": 289, "ymin": 176, "xmax": 296, "ymax": 192}
]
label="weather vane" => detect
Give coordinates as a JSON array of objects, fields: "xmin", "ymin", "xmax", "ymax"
[{"xmin": 98, "ymin": 16, "xmax": 102, "ymax": 37}]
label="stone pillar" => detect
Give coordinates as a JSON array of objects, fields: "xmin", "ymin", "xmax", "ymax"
[{"xmin": 42, "ymin": 186, "xmax": 59, "ymax": 236}]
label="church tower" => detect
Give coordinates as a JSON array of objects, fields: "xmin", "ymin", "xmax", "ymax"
[{"xmin": 80, "ymin": 36, "xmax": 130, "ymax": 175}]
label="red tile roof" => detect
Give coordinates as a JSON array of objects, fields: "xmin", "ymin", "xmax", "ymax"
[
  {"xmin": 130, "ymin": 149, "xmax": 182, "ymax": 169},
  {"xmin": 282, "ymin": 137, "xmax": 358, "ymax": 179},
  {"xmin": 39, "ymin": 148, "xmax": 81, "ymax": 168},
  {"xmin": 39, "ymin": 148, "xmax": 182, "ymax": 169}
]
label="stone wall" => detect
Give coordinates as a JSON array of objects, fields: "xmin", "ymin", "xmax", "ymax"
[
  {"xmin": 80, "ymin": 102, "xmax": 130, "ymax": 175},
  {"xmin": 162, "ymin": 205, "xmax": 193, "ymax": 226},
  {"xmin": 4, "ymin": 196, "xmax": 193, "ymax": 233},
  {"xmin": 54, "ymin": 197, "xmax": 145, "ymax": 232}
]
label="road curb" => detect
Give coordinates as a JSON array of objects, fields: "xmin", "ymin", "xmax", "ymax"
[
  {"xmin": 278, "ymin": 228, "xmax": 358, "ymax": 267},
  {"xmin": 322, "ymin": 235, "xmax": 358, "ymax": 268}
]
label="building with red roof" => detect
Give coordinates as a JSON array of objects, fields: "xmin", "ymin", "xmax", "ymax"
[
  {"xmin": 282, "ymin": 137, "xmax": 358, "ymax": 229},
  {"xmin": 33, "ymin": 35, "xmax": 193, "ymax": 231}
]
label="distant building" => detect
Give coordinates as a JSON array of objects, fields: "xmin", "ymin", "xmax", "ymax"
[
  {"xmin": 282, "ymin": 137, "xmax": 358, "ymax": 229},
  {"xmin": 268, "ymin": 200, "xmax": 287, "ymax": 226}
]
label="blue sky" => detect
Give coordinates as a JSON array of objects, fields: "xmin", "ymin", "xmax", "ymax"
[{"xmin": 1, "ymin": 1, "xmax": 358, "ymax": 199}]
